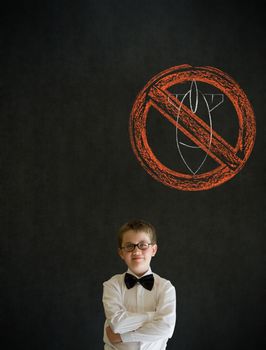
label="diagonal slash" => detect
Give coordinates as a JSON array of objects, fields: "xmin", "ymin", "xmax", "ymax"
[{"xmin": 148, "ymin": 85, "xmax": 242, "ymax": 170}]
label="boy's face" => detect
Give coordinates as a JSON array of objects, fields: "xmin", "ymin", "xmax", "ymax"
[{"xmin": 118, "ymin": 229, "xmax": 157, "ymax": 277}]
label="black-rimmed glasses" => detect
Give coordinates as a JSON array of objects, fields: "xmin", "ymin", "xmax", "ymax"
[{"xmin": 121, "ymin": 242, "xmax": 153, "ymax": 252}]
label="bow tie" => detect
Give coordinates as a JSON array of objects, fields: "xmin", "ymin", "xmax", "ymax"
[{"xmin": 125, "ymin": 273, "xmax": 154, "ymax": 291}]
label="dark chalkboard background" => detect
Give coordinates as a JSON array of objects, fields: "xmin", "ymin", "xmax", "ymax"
[{"xmin": 1, "ymin": 1, "xmax": 265, "ymax": 349}]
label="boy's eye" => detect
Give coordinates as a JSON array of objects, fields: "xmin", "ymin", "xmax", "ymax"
[
  {"xmin": 124, "ymin": 243, "xmax": 135, "ymax": 251},
  {"xmin": 138, "ymin": 242, "xmax": 149, "ymax": 249}
]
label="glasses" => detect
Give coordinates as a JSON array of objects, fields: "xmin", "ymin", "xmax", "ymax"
[{"xmin": 121, "ymin": 242, "xmax": 153, "ymax": 252}]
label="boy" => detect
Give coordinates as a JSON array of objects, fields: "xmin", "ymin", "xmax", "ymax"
[{"xmin": 102, "ymin": 219, "xmax": 176, "ymax": 349}]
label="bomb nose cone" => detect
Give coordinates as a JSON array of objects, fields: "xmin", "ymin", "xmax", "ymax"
[{"xmin": 189, "ymin": 80, "xmax": 199, "ymax": 113}]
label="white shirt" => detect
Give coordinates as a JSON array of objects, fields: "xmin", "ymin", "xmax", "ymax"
[{"xmin": 102, "ymin": 268, "xmax": 176, "ymax": 350}]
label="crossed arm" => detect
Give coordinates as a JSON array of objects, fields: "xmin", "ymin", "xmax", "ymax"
[
  {"xmin": 106, "ymin": 325, "xmax": 122, "ymax": 344},
  {"xmin": 102, "ymin": 279, "xmax": 176, "ymax": 344}
]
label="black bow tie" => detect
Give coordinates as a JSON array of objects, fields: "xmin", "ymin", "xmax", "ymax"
[{"xmin": 125, "ymin": 273, "xmax": 154, "ymax": 291}]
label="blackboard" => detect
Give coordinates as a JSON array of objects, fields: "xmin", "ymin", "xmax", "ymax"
[{"xmin": 1, "ymin": 1, "xmax": 265, "ymax": 349}]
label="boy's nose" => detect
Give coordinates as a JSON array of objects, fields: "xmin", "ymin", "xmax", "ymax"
[{"xmin": 132, "ymin": 246, "xmax": 142, "ymax": 254}]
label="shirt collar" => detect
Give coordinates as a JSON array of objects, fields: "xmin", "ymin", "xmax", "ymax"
[{"xmin": 127, "ymin": 267, "xmax": 152, "ymax": 279}]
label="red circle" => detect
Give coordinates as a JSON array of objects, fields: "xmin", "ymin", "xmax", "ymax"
[{"xmin": 129, "ymin": 65, "xmax": 256, "ymax": 191}]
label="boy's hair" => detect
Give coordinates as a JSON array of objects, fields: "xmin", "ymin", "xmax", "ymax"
[{"xmin": 117, "ymin": 219, "xmax": 157, "ymax": 248}]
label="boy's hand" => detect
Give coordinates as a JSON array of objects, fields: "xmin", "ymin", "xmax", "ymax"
[{"xmin": 106, "ymin": 326, "xmax": 122, "ymax": 344}]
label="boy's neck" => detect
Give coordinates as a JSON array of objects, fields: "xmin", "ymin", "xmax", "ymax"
[{"xmin": 128, "ymin": 267, "xmax": 152, "ymax": 278}]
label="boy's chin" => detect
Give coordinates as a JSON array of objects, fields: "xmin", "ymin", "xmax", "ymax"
[{"xmin": 129, "ymin": 264, "xmax": 149, "ymax": 276}]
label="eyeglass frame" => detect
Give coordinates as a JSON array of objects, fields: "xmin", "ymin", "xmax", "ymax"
[{"xmin": 120, "ymin": 242, "xmax": 154, "ymax": 252}]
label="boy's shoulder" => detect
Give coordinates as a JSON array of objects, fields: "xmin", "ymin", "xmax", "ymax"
[
  {"xmin": 153, "ymin": 272, "xmax": 175, "ymax": 290},
  {"xmin": 103, "ymin": 272, "xmax": 125, "ymax": 287}
]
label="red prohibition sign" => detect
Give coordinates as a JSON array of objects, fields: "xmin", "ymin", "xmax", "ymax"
[{"xmin": 129, "ymin": 65, "xmax": 256, "ymax": 191}]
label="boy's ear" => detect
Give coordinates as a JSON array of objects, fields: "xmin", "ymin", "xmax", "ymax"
[
  {"xmin": 118, "ymin": 248, "xmax": 124, "ymax": 260},
  {"xmin": 152, "ymin": 244, "xmax": 158, "ymax": 257}
]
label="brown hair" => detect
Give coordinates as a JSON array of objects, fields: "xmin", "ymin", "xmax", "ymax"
[{"xmin": 117, "ymin": 219, "xmax": 157, "ymax": 248}]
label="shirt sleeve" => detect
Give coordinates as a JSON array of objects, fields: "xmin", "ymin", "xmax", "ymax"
[
  {"xmin": 120, "ymin": 280, "xmax": 176, "ymax": 343},
  {"xmin": 102, "ymin": 277, "xmax": 154, "ymax": 334}
]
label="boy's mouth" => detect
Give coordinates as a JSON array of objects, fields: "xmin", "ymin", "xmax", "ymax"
[{"xmin": 132, "ymin": 256, "xmax": 143, "ymax": 261}]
